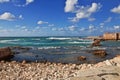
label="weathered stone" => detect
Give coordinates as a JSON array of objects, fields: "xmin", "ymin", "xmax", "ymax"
[
  {"xmin": 22, "ymin": 60, "xmax": 26, "ymax": 64},
  {"xmin": 104, "ymin": 60, "xmax": 113, "ymax": 66},
  {"xmin": 92, "ymin": 39, "xmax": 101, "ymax": 46},
  {"xmin": 77, "ymin": 56, "xmax": 86, "ymax": 61},
  {"xmin": 70, "ymin": 76, "xmax": 103, "ymax": 80},
  {"xmin": 0, "ymin": 47, "xmax": 13, "ymax": 60},
  {"xmin": 93, "ymin": 50, "xmax": 107, "ymax": 57}
]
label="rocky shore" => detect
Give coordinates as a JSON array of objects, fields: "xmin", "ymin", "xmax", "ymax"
[{"xmin": 0, "ymin": 55, "xmax": 120, "ymax": 80}]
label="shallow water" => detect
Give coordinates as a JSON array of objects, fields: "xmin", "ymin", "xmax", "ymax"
[
  {"xmin": 0, "ymin": 37, "xmax": 120, "ymax": 64},
  {"xmin": 11, "ymin": 46, "xmax": 120, "ymax": 64}
]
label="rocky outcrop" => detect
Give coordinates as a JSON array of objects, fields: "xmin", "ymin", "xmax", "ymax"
[
  {"xmin": 92, "ymin": 39, "xmax": 101, "ymax": 46},
  {"xmin": 93, "ymin": 50, "xmax": 107, "ymax": 57},
  {"xmin": 0, "ymin": 47, "xmax": 13, "ymax": 60},
  {"xmin": 77, "ymin": 56, "xmax": 86, "ymax": 61}
]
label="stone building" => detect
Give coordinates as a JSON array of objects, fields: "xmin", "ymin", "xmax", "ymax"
[
  {"xmin": 103, "ymin": 32, "xmax": 119, "ymax": 40},
  {"xmin": 118, "ymin": 33, "xmax": 120, "ymax": 40}
]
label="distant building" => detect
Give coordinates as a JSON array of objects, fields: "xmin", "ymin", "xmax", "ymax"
[
  {"xmin": 118, "ymin": 33, "xmax": 120, "ymax": 40},
  {"xmin": 103, "ymin": 32, "xmax": 120, "ymax": 40}
]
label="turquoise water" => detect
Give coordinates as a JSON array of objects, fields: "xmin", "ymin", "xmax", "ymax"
[
  {"xmin": 1, "ymin": 37, "xmax": 120, "ymax": 64},
  {"xmin": 0, "ymin": 37, "xmax": 93, "ymax": 48}
]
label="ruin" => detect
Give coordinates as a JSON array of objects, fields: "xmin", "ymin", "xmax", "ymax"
[{"xmin": 103, "ymin": 32, "xmax": 120, "ymax": 40}]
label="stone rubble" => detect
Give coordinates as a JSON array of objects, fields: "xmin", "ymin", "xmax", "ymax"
[{"xmin": 0, "ymin": 56, "xmax": 120, "ymax": 80}]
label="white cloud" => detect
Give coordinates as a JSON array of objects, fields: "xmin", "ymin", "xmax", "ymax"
[
  {"xmin": 15, "ymin": 0, "xmax": 34, "ymax": 7},
  {"xmin": 100, "ymin": 17, "xmax": 112, "ymax": 28},
  {"xmin": 100, "ymin": 23, "xmax": 104, "ymax": 26},
  {"xmin": 104, "ymin": 17, "xmax": 112, "ymax": 23},
  {"xmin": 68, "ymin": 25, "xmax": 76, "ymax": 31},
  {"xmin": 0, "ymin": 0, "xmax": 9, "ymax": 3},
  {"xmin": 114, "ymin": 25, "xmax": 120, "ymax": 29},
  {"xmin": 21, "ymin": 26, "xmax": 26, "ymax": 29},
  {"xmin": 89, "ymin": 25, "xmax": 94, "ymax": 29},
  {"xmin": 88, "ymin": 3, "xmax": 98, "ymax": 13},
  {"xmin": 19, "ymin": 15, "xmax": 23, "ymax": 19},
  {"xmin": 37, "ymin": 20, "xmax": 48, "ymax": 25},
  {"xmin": 67, "ymin": 2, "xmax": 101, "ymax": 22},
  {"xmin": 111, "ymin": 5, "xmax": 120, "ymax": 14},
  {"xmin": 64, "ymin": 0, "xmax": 78, "ymax": 12},
  {"xmin": 80, "ymin": 28, "xmax": 85, "ymax": 31},
  {"xmin": 0, "ymin": 12, "xmax": 15, "ymax": 21},
  {"xmin": 88, "ymin": 17, "xmax": 96, "ymax": 21},
  {"xmin": 48, "ymin": 24, "xmax": 54, "ymax": 27},
  {"xmin": 26, "ymin": 0, "xmax": 34, "ymax": 5},
  {"xmin": 99, "ymin": 17, "xmax": 112, "ymax": 26},
  {"xmin": 52, "ymin": 28, "xmax": 57, "ymax": 31}
]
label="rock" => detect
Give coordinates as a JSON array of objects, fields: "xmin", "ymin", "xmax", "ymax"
[
  {"xmin": 77, "ymin": 56, "xmax": 86, "ymax": 61},
  {"xmin": 92, "ymin": 39, "xmax": 101, "ymax": 47},
  {"xmin": 70, "ymin": 76, "xmax": 103, "ymax": 80},
  {"xmin": 115, "ymin": 54, "xmax": 120, "ymax": 57},
  {"xmin": 0, "ymin": 47, "xmax": 13, "ymax": 60},
  {"xmin": 93, "ymin": 50, "xmax": 107, "ymax": 57},
  {"xmin": 22, "ymin": 60, "xmax": 26, "ymax": 64},
  {"xmin": 104, "ymin": 60, "xmax": 113, "ymax": 66}
]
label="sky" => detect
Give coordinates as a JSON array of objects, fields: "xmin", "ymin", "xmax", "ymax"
[{"xmin": 0, "ymin": 0, "xmax": 120, "ymax": 36}]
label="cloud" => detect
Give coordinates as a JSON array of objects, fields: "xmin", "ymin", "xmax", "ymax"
[
  {"xmin": 37, "ymin": 20, "xmax": 48, "ymax": 25},
  {"xmin": 89, "ymin": 25, "xmax": 94, "ymax": 29},
  {"xmin": 79, "ymin": 27, "xmax": 85, "ymax": 31},
  {"xmin": 0, "ymin": 0, "xmax": 10, "ymax": 3},
  {"xmin": 111, "ymin": 5, "xmax": 120, "ymax": 14},
  {"xmin": 66, "ymin": 2, "xmax": 101, "ymax": 22},
  {"xmin": 88, "ymin": 17, "xmax": 96, "ymax": 21},
  {"xmin": 19, "ymin": 15, "xmax": 23, "ymax": 19},
  {"xmin": 48, "ymin": 24, "xmax": 54, "ymax": 27},
  {"xmin": 64, "ymin": 0, "xmax": 78, "ymax": 12},
  {"xmin": 0, "ymin": 12, "xmax": 15, "ymax": 21},
  {"xmin": 104, "ymin": 17, "xmax": 112, "ymax": 23},
  {"xmin": 99, "ymin": 17, "xmax": 112, "ymax": 26},
  {"xmin": 68, "ymin": 25, "xmax": 76, "ymax": 31},
  {"xmin": 114, "ymin": 25, "xmax": 120, "ymax": 29},
  {"xmin": 15, "ymin": 0, "xmax": 34, "ymax": 7},
  {"xmin": 26, "ymin": 0, "xmax": 34, "ymax": 5}
]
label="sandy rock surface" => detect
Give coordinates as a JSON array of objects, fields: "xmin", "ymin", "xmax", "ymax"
[{"xmin": 0, "ymin": 56, "xmax": 120, "ymax": 80}]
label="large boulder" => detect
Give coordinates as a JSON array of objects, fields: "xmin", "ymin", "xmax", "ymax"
[
  {"xmin": 0, "ymin": 47, "xmax": 13, "ymax": 60},
  {"xmin": 93, "ymin": 50, "xmax": 107, "ymax": 57},
  {"xmin": 92, "ymin": 39, "xmax": 101, "ymax": 47}
]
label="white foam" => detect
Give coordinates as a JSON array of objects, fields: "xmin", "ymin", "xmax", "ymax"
[
  {"xmin": 38, "ymin": 46, "xmax": 60, "ymax": 49},
  {"xmin": 68, "ymin": 41, "xmax": 93, "ymax": 44},
  {"xmin": 47, "ymin": 37, "xmax": 71, "ymax": 40},
  {"xmin": 0, "ymin": 39, "xmax": 20, "ymax": 43}
]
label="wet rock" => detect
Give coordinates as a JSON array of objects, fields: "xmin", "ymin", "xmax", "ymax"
[
  {"xmin": 12, "ymin": 46, "xmax": 31, "ymax": 51},
  {"xmin": 0, "ymin": 47, "xmax": 13, "ymax": 60},
  {"xmin": 93, "ymin": 50, "xmax": 107, "ymax": 57},
  {"xmin": 92, "ymin": 39, "xmax": 101, "ymax": 47},
  {"xmin": 22, "ymin": 60, "xmax": 26, "ymax": 64},
  {"xmin": 77, "ymin": 56, "xmax": 86, "ymax": 61},
  {"xmin": 115, "ymin": 54, "xmax": 120, "ymax": 57}
]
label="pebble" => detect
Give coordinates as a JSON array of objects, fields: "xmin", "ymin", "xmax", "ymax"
[{"xmin": 0, "ymin": 56, "xmax": 120, "ymax": 80}]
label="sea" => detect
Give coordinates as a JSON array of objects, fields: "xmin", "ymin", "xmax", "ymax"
[{"xmin": 0, "ymin": 37, "xmax": 120, "ymax": 64}]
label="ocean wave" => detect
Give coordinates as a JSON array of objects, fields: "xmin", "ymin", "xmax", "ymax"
[
  {"xmin": 68, "ymin": 41, "xmax": 93, "ymax": 44},
  {"xmin": 0, "ymin": 39, "xmax": 20, "ymax": 43},
  {"xmin": 47, "ymin": 37, "xmax": 71, "ymax": 40},
  {"xmin": 31, "ymin": 39, "xmax": 41, "ymax": 40},
  {"xmin": 38, "ymin": 46, "xmax": 61, "ymax": 49}
]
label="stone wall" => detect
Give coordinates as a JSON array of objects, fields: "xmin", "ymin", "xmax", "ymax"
[
  {"xmin": 103, "ymin": 33, "xmax": 118, "ymax": 40},
  {"xmin": 118, "ymin": 33, "xmax": 120, "ymax": 40}
]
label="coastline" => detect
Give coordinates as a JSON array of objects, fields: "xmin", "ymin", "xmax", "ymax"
[
  {"xmin": 0, "ymin": 36, "xmax": 120, "ymax": 79},
  {"xmin": 0, "ymin": 56, "xmax": 120, "ymax": 80}
]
